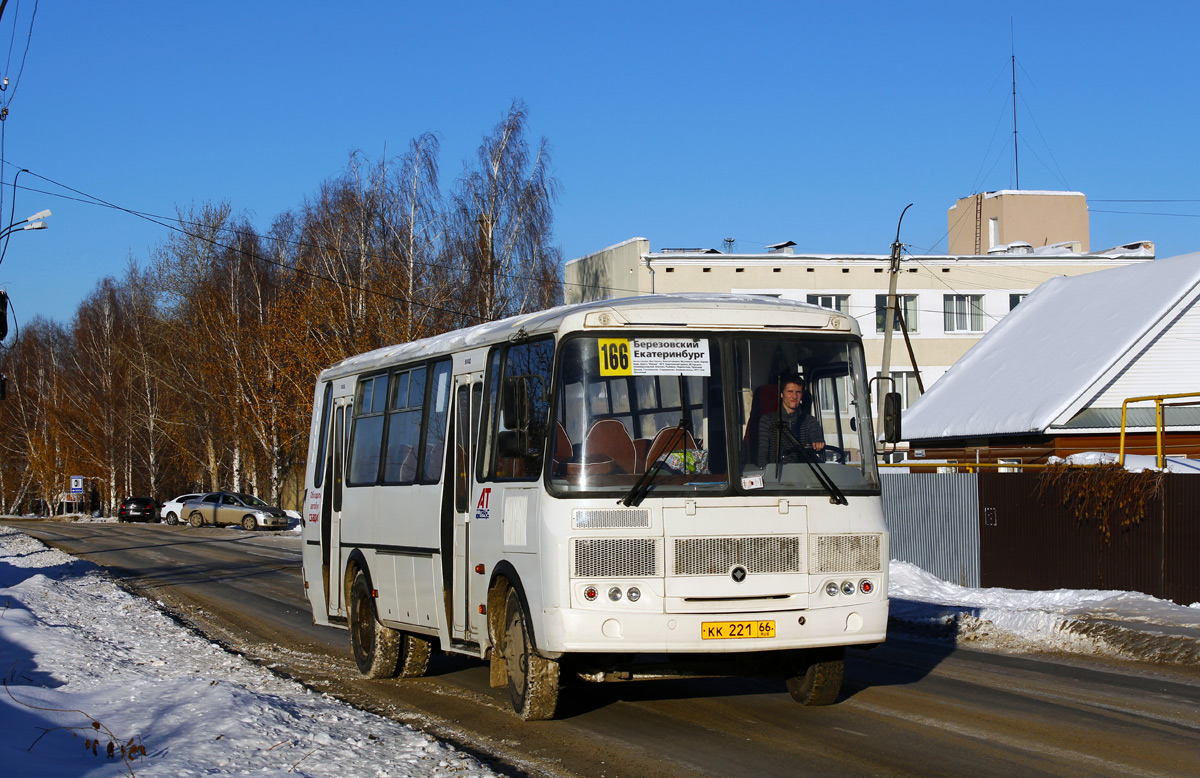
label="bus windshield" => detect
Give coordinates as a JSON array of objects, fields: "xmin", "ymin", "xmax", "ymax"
[{"xmin": 549, "ymin": 333, "xmax": 879, "ymax": 497}]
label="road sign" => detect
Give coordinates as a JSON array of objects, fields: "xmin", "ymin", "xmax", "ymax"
[{"xmin": 70, "ymin": 476, "xmax": 83, "ymax": 495}]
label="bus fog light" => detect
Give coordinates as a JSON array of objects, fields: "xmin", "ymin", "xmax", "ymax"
[
  {"xmin": 608, "ymin": 587, "xmax": 623, "ymax": 602},
  {"xmin": 627, "ymin": 587, "xmax": 641, "ymax": 602},
  {"xmin": 583, "ymin": 586, "xmax": 598, "ymax": 602},
  {"xmin": 859, "ymin": 579, "xmax": 874, "ymax": 595},
  {"xmin": 841, "ymin": 580, "xmax": 856, "ymax": 596},
  {"xmin": 825, "ymin": 581, "xmax": 839, "ymax": 597}
]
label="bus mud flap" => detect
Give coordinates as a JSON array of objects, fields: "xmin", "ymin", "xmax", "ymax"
[{"xmin": 487, "ymin": 578, "xmax": 509, "ymax": 688}]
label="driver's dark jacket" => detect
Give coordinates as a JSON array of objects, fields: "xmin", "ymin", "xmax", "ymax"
[{"xmin": 756, "ymin": 407, "xmax": 824, "ymax": 467}]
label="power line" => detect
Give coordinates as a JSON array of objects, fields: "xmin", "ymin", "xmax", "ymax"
[
  {"xmin": 1091, "ymin": 208, "xmax": 1200, "ymax": 219},
  {"xmin": 2, "ymin": 0, "xmax": 37, "ymax": 109}
]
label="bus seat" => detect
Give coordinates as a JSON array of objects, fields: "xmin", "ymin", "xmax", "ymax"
[
  {"xmin": 743, "ymin": 383, "xmax": 778, "ymax": 462},
  {"xmin": 582, "ymin": 418, "xmax": 636, "ymax": 474},
  {"xmin": 633, "ymin": 437, "xmax": 653, "ymax": 472},
  {"xmin": 555, "ymin": 422, "xmax": 573, "ymax": 461}
]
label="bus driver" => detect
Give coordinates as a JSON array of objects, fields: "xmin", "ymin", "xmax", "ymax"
[{"xmin": 756, "ymin": 374, "xmax": 825, "ymax": 467}]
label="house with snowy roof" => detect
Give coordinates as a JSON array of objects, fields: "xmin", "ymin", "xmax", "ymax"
[{"xmin": 901, "ymin": 251, "xmax": 1200, "ymax": 465}]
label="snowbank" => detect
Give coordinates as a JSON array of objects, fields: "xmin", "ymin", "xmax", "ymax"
[{"xmin": 889, "ymin": 560, "xmax": 1200, "ymax": 665}]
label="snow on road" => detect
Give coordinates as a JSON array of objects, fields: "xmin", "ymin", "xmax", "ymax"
[{"xmin": 2, "ymin": 523, "xmax": 1198, "ymax": 777}]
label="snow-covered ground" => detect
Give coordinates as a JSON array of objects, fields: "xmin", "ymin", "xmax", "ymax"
[
  {"xmin": 1, "ymin": 524, "xmax": 1197, "ymax": 777},
  {"xmin": 0, "ymin": 526, "xmax": 499, "ymax": 778}
]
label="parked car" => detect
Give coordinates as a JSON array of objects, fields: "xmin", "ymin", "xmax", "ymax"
[
  {"xmin": 160, "ymin": 493, "xmax": 205, "ymax": 525},
  {"xmin": 117, "ymin": 496, "xmax": 160, "ymax": 523},
  {"xmin": 182, "ymin": 492, "xmax": 289, "ymax": 531}
]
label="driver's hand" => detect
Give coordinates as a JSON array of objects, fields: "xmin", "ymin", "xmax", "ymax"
[{"xmin": 812, "ymin": 442, "xmax": 825, "ymax": 451}]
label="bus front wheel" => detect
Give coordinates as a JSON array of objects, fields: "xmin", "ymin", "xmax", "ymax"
[
  {"xmin": 503, "ymin": 588, "xmax": 559, "ymax": 720},
  {"xmin": 349, "ymin": 571, "xmax": 400, "ymax": 679},
  {"xmin": 786, "ymin": 647, "xmax": 845, "ymax": 706}
]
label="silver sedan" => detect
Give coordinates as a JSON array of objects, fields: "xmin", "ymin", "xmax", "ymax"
[{"xmin": 183, "ymin": 492, "xmax": 289, "ymax": 531}]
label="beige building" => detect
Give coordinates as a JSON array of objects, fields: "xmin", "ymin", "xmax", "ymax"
[
  {"xmin": 565, "ymin": 192, "xmax": 1154, "ymax": 415},
  {"xmin": 948, "ymin": 190, "xmax": 1091, "ymax": 254}
]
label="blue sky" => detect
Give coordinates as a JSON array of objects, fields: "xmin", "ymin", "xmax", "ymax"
[{"xmin": 1, "ymin": 1, "xmax": 1198, "ymax": 328}]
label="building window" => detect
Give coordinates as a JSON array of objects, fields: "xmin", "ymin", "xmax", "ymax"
[
  {"xmin": 876, "ymin": 370, "xmax": 921, "ymax": 409},
  {"xmin": 806, "ymin": 294, "xmax": 850, "ymax": 314},
  {"xmin": 1009, "ymin": 293, "xmax": 1027, "ymax": 311},
  {"xmin": 944, "ymin": 294, "xmax": 984, "ymax": 333},
  {"xmin": 875, "ymin": 294, "xmax": 918, "ymax": 333},
  {"xmin": 988, "ymin": 217, "xmax": 999, "ymax": 249}
]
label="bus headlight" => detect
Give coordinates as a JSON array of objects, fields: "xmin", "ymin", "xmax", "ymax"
[
  {"xmin": 825, "ymin": 581, "xmax": 839, "ymax": 597},
  {"xmin": 841, "ymin": 580, "xmax": 856, "ymax": 596},
  {"xmin": 627, "ymin": 587, "xmax": 641, "ymax": 602},
  {"xmin": 608, "ymin": 587, "xmax": 623, "ymax": 602}
]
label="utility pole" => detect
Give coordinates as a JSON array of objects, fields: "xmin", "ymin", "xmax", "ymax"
[{"xmin": 879, "ymin": 204, "xmax": 912, "ymax": 425}]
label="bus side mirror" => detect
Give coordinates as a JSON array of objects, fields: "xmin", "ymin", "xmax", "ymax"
[{"xmin": 883, "ymin": 392, "xmax": 902, "ymax": 443}]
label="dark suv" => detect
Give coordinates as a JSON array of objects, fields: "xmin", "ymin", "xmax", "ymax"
[{"xmin": 117, "ymin": 496, "xmax": 159, "ymax": 523}]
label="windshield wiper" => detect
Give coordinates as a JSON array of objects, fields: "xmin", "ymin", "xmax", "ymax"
[
  {"xmin": 771, "ymin": 421, "xmax": 848, "ymax": 506},
  {"xmin": 621, "ymin": 421, "xmax": 689, "ymax": 508}
]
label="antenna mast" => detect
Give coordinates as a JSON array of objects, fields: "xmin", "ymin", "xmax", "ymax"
[{"xmin": 1011, "ymin": 17, "xmax": 1019, "ymax": 189}]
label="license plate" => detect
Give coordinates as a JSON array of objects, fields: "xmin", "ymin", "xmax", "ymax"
[{"xmin": 700, "ymin": 620, "xmax": 776, "ymax": 640}]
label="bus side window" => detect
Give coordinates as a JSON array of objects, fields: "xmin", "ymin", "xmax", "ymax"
[
  {"xmin": 348, "ymin": 373, "xmax": 388, "ymax": 485},
  {"xmin": 422, "ymin": 360, "xmax": 453, "ymax": 482},
  {"xmin": 314, "ymin": 382, "xmax": 332, "ymax": 489},
  {"xmin": 491, "ymin": 337, "xmax": 554, "ymax": 480},
  {"xmin": 477, "ymin": 349, "xmax": 502, "ymax": 480},
  {"xmin": 455, "ymin": 385, "xmax": 470, "ymax": 513}
]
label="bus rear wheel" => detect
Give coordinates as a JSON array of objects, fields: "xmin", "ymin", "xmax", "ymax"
[
  {"xmin": 349, "ymin": 571, "xmax": 400, "ymax": 679},
  {"xmin": 502, "ymin": 588, "xmax": 559, "ymax": 720},
  {"xmin": 786, "ymin": 647, "xmax": 845, "ymax": 706},
  {"xmin": 397, "ymin": 633, "xmax": 432, "ymax": 678}
]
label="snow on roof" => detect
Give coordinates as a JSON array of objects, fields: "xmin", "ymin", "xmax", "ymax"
[
  {"xmin": 903, "ymin": 252, "xmax": 1200, "ymax": 441},
  {"xmin": 983, "ymin": 189, "xmax": 1086, "ymax": 198}
]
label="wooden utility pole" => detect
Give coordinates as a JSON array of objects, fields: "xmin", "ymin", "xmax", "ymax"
[{"xmin": 879, "ymin": 204, "xmax": 912, "ymax": 424}]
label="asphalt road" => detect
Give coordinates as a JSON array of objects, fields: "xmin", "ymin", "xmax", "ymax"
[{"xmin": 5, "ymin": 518, "xmax": 1199, "ymax": 778}]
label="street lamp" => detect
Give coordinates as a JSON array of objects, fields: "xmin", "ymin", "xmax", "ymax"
[{"xmin": 0, "ymin": 208, "xmax": 51, "ymax": 240}]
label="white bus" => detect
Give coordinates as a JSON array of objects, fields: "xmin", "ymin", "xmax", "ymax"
[{"xmin": 301, "ymin": 294, "xmax": 891, "ymax": 719}]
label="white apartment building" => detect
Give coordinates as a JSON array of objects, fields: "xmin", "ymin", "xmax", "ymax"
[{"xmin": 564, "ymin": 191, "xmax": 1154, "ymax": 412}]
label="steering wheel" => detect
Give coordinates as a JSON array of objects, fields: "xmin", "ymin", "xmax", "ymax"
[{"xmin": 820, "ymin": 445, "xmax": 846, "ymax": 464}]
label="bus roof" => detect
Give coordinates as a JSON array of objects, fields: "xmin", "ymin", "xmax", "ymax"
[{"xmin": 319, "ymin": 293, "xmax": 858, "ymax": 380}]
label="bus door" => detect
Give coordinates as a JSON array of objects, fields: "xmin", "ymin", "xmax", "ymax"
[
  {"xmin": 324, "ymin": 396, "xmax": 351, "ymax": 617},
  {"xmin": 444, "ymin": 371, "xmax": 484, "ymax": 642}
]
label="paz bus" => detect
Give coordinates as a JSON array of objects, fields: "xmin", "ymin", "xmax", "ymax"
[{"xmin": 300, "ymin": 294, "xmax": 891, "ymax": 719}]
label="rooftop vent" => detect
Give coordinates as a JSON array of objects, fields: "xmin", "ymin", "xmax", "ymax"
[{"xmin": 766, "ymin": 241, "xmax": 796, "ymax": 255}]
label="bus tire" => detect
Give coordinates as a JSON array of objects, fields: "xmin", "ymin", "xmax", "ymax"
[
  {"xmin": 349, "ymin": 571, "xmax": 400, "ymax": 679},
  {"xmin": 503, "ymin": 588, "xmax": 559, "ymax": 720},
  {"xmin": 397, "ymin": 633, "xmax": 432, "ymax": 678},
  {"xmin": 786, "ymin": 647, "xmax": 844, "ymax": 706}
]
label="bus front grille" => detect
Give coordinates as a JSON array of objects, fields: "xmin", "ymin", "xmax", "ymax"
[
  {"xmin": 573, "ymin": 538, "xmax": 660, "ymax": 578},
  {"xmin": 572, "ymin": 508, "xmax": 652, "ymax": 529},
  {"xmin": 672, "ymin": 536, "xmax": 803, "ymax": 576},
  {"xmin": 810, "ymin": 534, "xmax": 882, "ymax": 573}
]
